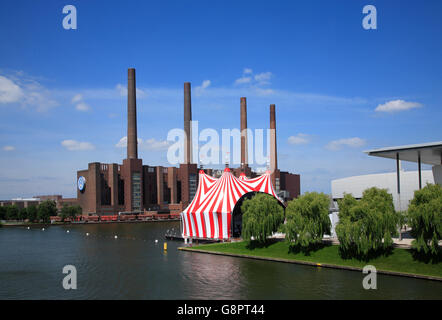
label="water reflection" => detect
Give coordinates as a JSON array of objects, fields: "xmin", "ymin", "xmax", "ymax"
[
  {"xmin": 178, "ymin": 251, "xmax": 246, "ymax": 299},
  {"xmin": 0, "ymin": 223, "xmax": 441, "ymax": 300}
]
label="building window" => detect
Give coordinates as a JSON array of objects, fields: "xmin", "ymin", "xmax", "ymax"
[
  {"xmin": 132, "ymin": 172, "xmax": 141, "ymax": 211},
  {"xmin": 100, "ymin": 174, "xmax": 111, "ymax": 206},
  {"xmin": 118, "ymin": 177, "xmax": 124, "ymax": 205},
  {"xmin": 189, "ymin": 173, "xmax": 197, "ymax": 200}
]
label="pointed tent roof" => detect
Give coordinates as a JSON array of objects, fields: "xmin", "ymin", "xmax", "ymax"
[{"xmin": 181, "ymin": 168, "xmax": 283, "ymax": 239}]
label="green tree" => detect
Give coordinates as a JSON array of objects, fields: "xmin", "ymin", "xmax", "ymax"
[
  {"xmin": 60, "ymin": 205, "xmax": 69, "ymax": 222},
  {"xmin": 336, "ymin": 187, "xmax": 398, "ymax": 260},
  {"xmin": 337, "ymin": 193, "xmax": 358, "ymax": 220},
  {"xmin": 18, "ymin": 207, "xmax": 28, "ymax": 221},
  {"xmin": 283, "ymin": 192, "xmax": 331, "ymax": 250},
  {"xmin": 408, "ymin": 183, "xmax": 442, "ymax": 257},
  {"xmin": 27, "ymin": 205, "xmax": 38, "ymax": 223},
  {"xmin": 0, "ymin": 206, "xmax": 6, "ymax": 220},
  {"xmin": 241, "ymin": 193, "xmax": 285, "ymax": 244},
  {"xmin": 71, "ymin": 205, "xmax": 82, "ymax": 219},
  {"xmin": 60, "ymin": 205, "xmax": 82, "ymax": 221},
  {"xmin": 37, "ymin": 200, "xmax": 57, "ymax": 223},
  {"xmin": 6, "ymin": 205, "xmax": 19, "ymax": 220}
]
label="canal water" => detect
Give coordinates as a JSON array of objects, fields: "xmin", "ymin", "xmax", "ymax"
[{"xmin": 0, "ymin": 222, "xmax": 441, "ymax": 299}]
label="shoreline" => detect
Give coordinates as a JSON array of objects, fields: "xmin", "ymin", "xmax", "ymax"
[
  {"xmin": 0, "ymin": 218, "xmax": 180, "ymax": 228},
  {"xmin": 178, "ymin": 245, "xmax": 442, "ymax": 282}
]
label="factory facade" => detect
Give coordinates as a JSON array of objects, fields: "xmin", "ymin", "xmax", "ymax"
[{"xmin": 76, "ymin": 69, "xmax": 300, "ymax": 216}]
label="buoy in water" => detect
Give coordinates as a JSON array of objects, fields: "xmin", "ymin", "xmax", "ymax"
[
  {"xmin": 86, "ymin": 233, "xmax": 89, "ymax": 236},
  {"xmin": 42, "ymin": 228, "xmax": 45, "ymax": 231},
  {"xmin": 67, "ymin": 230, "xmax": 70, "ymax": 233},
  {"xmin": 27, "ymin": 227, "xmax": 30, "ymax": 230},
  {"xmin": 114, "ymin": 235, "xmax": 118, "ymax": 239},
  {"xmin": 155, "ymin": 239, "xmax": 158, "ymax": 243},
  {"xmin": 164, "ymin": 242, "xmax": 167, "ymax": 251}
]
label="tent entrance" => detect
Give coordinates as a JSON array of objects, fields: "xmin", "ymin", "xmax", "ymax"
[{"xmin": 231, "ymin": 192, "xmax": 257, "ymax": 238}]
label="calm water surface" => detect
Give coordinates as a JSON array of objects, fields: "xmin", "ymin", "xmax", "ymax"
[{"xmin": 0, "ymin": 222, "xmax": 441, "ymax": 299}]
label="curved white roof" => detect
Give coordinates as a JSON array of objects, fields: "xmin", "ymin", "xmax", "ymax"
[{"xmin": 365, "ymin": 141, "xmax": 442, "ymax": 165}]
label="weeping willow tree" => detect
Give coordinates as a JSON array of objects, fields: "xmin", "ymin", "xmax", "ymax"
[
  {"xmin": 408, "ymin": 183, "xmax": 442, "ymax": 257},
  {"xmin": 241, "ymin": 193, "xmax": 284, "ymax": 244},
  {"xmin": 336, "ymin": 187, "xmax": 398, "ymax": 260},
  {"xmin": 283, "ymin": 192, "xmax": 331, "ymax": 250}
]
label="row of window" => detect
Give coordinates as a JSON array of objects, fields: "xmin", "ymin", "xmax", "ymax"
[{"xmin": 132, "ymin": 173, "xmax": 142, "ymax": 211}]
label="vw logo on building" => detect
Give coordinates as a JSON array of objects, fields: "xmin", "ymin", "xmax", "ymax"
[{"xmin": 78, "ymin": 176, "xmax": 86, "ymax": 192}]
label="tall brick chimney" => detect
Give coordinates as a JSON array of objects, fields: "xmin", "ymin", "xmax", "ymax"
[
  {"xmin": 122, "ymin": 68, "xmax": 143, "ymax": 213},
  {"xmin": 184, "ymin": 82, "xmax": 192, "ymax": 164},
  {"xmin": 180, "ymin": 82, "xmax": 198, "ymax": 207},
  {"xmin": 240, "ymin": 97, "xmax": 248, "ymax": 167},
  {"xmin": 270, "ymin": 104, "xmax": 278, "ymax": 174},
  {"xmin": 127, "ymin": 68, "xmax": 138, "ymax": 159}
]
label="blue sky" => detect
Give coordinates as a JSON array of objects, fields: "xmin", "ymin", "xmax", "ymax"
[{"xmin": 0, "ymin": 0, "xmax": 441, "ymax": 198}]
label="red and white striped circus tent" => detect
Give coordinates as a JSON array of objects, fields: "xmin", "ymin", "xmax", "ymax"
[{"xmin": 181, "ymin": 168, "xmax": 282, "ymax": 240}]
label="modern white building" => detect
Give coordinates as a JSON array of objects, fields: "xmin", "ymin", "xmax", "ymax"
[
  {"xmin": 332, "ymin": 170, "xmax": 434, "ymax": 211},
  {"xmin": 331, "ymin": 141, "xmax": 442, "ymax": 211}
]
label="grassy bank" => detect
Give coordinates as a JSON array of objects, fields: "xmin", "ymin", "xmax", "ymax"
[{"xmin": 189, "ymin": 241, "xmax": 442, "ymax": 279}]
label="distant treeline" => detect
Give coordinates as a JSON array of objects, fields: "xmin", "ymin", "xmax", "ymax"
[{"xmin": 0, "ymin": 200, "xmax": 81, "ymax": 223}]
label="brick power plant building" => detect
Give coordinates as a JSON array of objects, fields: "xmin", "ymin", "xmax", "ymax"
[{"xmin": 76, "ymin": 68, "xmax": 300, "ymax": 216}]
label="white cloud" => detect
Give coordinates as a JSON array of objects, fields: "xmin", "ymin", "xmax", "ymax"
[
  {"xmin": 326, "ymin": 137, "xmax": 366, "ymax": 151},
  {"xmin": 75, "ymin": 102, "xmax": 90, "ymax": 112},
  {"xmin": 115, "ymin": 136, "xmax": 129, "ymax": 148},
  {"xmin": 254, "ymin": 72, "xmax": 272, "ymax": 85},
  {"xmin": 143, "ymin": 138, "xmax": 171, "ymax": 151},
  {"xmin": 70, "ymin": 93, "xmax": 91, "ymax": 112},
  {"xmin": 25, "ymin": 90, "xmax": 58, "ymax": 112},
  {"xmin": 288, "ymin": 134, "xmax": 310, "ymax": 145},
  {"xmin": 375, "ymin": 99, "xmax": 422, "ymax": 113},
  {"xmin": 0, "ymin": 76, "xmax": 24, "ymax": 103},
  {"xmin": 234, "ymin": 77, "xmax": 252, "ymax": 85},
  {"xmin": 2, "ymin": 146, "xmax": 15, "ymax": 151},
  {"xmin": 234, "ymin": 69, "xmax": 272, "ymax": 86},
  {"xmin": 195, "ymin": 80, "xmax": 211, "ymax": 96},
  {"xmin": 115, "ymin": 136, "xmax": 144, "ymax": 148},
  {"xmin": 0, "ymin": 73, "xmax": 58, "ymax": 112},
  {"xmin": 61, "ymin": 140, "xmax": 95, "ymax": 151},
  {"xmin": 71, "ymin": 94, "xmax": 83, "ymax": 103},
  {"xmin": 200, "ymin": 80, "xmax": 211, "ymax": 89},
  {"xmin": 243, "ymin": 68, "xmax": 253, "ymax": 74},
  {"xmin": 115, "ymin": 136, "xmax": 170, "ymax": 151}
]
